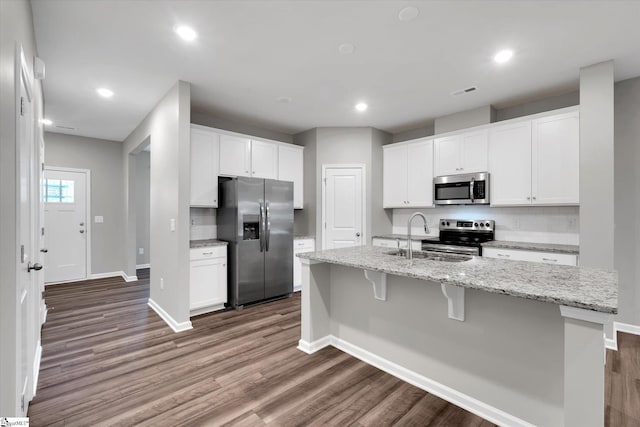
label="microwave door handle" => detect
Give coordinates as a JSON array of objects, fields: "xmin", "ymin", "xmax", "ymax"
[{"xmin": 470, "ymin": 177, "xmax": 475, "ymax": 203}]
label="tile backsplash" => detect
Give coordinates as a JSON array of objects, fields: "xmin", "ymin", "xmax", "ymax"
[
  {"xmin": 190, "ymin": 207, "xmax": 217, "ymax": 240},
  {"xmin": 392, "ymin": 206, "xmax": 579, "ymax": 245}
]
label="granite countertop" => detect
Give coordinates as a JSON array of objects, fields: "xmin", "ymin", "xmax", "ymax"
[
  {"xmin": 373, "ymin": 234, "xmax": 440, "ymax": 242},
  {"xmin": 294, "ymin": 235, "xmax": 316, "ymax": 241},
  {"xmin": 190, "ymin": 239, "xmax": 228, "ymax": 248},
  {"xmin": 298, "ymin": 245, "xmax": 617, "ymax": 314},
  {"xmin": 482, "ymin": 240, "xmax": 579, "ymax": 255}
]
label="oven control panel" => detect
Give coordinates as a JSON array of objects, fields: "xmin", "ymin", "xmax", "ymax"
[{"xmin": 439, "ymin": 219, "xmax": 495, "ymax": 231}]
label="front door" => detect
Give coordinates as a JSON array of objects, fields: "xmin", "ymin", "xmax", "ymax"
[
  {"xmin": 44, "ymin": 168, "xmax": 88, "ymax": 283},
  {"xmin": 323, "ymin": 166, "xmax": 364, "ymax": 249}
]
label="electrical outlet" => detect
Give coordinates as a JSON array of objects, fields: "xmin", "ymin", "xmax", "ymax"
[
  {"xmin": 95, "ymin": 215, "xmax": 104, "ymax": 223},
  {"xmin": 138, "ymin": 247, "xmax": 144, "ymax": 255},
  {"xmin": 160, "ymin": 278, "xmax": 164, "ymax": 289}
]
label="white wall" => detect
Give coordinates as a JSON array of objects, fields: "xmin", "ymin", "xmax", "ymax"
[
  {"xmin": 44, "ymin": 132, "xmax": 126, "ymax": 274},
  {"xmin": 190, "ymin": 207, "xmax": 217, "ymax": 240},
  {"xmin": 614, "ymin": 76, "xmax": 640, "ymax": 326},
  {"xmin": 435, "ymin": 105, "xmax": 495, "ymax": 134},
  {"xmin": 392, "ymin": 206, "xmax": 580, "ymax": 245},
  {"xmin": 123, "ymin": 81, "xmax": 191, "ymax": 328}
]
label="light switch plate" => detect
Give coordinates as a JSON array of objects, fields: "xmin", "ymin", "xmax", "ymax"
[{"xmin": 95, "ymin": 216, "xmax": 104, "ymax": 223}]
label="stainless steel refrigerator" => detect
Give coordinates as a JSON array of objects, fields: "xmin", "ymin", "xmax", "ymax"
[{"xmin": 217, "ymin": 177, "xmax": 294, "ymax": 308}]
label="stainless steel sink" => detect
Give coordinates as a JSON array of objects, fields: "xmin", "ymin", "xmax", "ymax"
[{"xmin": 385, "ymin": 249, "xmax": 472, "ymax": 263}]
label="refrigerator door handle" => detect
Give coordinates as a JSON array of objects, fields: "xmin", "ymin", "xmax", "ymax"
[
  {"xmin": 259, "ymin": 201, "xmax": 265, "ymax": 252},
  {"xmin": 265, "ymin": 201, "xmax": 271, "ymax": 251}
]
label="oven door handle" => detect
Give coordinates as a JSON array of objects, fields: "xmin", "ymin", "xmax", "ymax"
[{"xmin": 470, "ymin": 177, "xmax": 475, "ymax": 203}]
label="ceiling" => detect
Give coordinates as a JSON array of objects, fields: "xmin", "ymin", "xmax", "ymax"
[{"xmin": 32, "ymin": 0, "xmax": 640, "ymax": 142}]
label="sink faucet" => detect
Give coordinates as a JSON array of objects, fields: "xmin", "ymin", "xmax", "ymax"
[{"xmin": 407, "ymin": 212, "xmax": 430, "ymax": 260}]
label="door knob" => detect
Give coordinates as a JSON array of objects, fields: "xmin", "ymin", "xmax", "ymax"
[
  {"xmin": 356, "ymin": 232, "xmax": 361, "ymax": 237},
  {"xmin": 80, "ymin": 222, "xmax": 85, "ymax": 226},
  {"xmin": 28, "ymin": 262, "xmax": 43, "ymax": 272},
  {"xmin": 80, "ymin": 229, "xmax": 85, "ymax": 234},
  {"xmin": 40, "ymin": 248, "xmax": 48, "ymax": 253}
]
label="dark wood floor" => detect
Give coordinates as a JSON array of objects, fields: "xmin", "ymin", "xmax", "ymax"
[
  {"xmin": 27, "ymin": 270, "xmax": 638, "ymax": 426},
  {"xmin": 606, "ymin": 330, "xmax": 640, "ymax": 426}
]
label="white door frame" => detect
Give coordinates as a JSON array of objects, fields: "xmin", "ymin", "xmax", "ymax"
[
  {"xmin": 44, "ymin": 166, "xmax": 92, "ymax": 282},
  {"xmin": 321, "ymin": 163, "xmax": 367, "ymax": 250}
]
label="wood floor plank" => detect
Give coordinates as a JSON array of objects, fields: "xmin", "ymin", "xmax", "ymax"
[{"xmin": 30, "ymin": 268, "xmax": 637, "ymax": 426}]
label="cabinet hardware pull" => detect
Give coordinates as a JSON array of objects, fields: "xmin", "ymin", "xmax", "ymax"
[
  {"xmin": 202, "ymin": 252, "xmax": 213, "ymax": 255},
  {"xmin": 497, "ymin": 253, "xmax": 510, "ymax": 257},
  {"xmin": 526, "ymin": 197, "xmax": 531, "ymax": 200},
  {"xmin": 542, "ymin": 258, "xmax": 557, "ymax": 262}
]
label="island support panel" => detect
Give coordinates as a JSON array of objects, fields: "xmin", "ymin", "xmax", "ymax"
[{"xmin": 299, "ymin": 261, "xmax": 609, "ymax": 427}]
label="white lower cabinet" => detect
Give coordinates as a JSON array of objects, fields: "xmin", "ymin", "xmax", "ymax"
[
  {"xmin": 482, "ymin": 247, "xmax": 577, "ymax": 266},
  {"xmin": 372, "ymin": 237, "xmax": 421, "ymax": 251},
  {"xmin": 190, "ymin": 246, "xmax": 228, "ymax": 316},
  {"xmin": 293, "ymin": 238, "xmax": 315, "ymax": 292}
]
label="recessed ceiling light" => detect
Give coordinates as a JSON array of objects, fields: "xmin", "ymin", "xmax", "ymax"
[
  {"xmin": 493, "ymin": 49, "xmax": 514, "ymax": 63},
  {"xmin": 42, "ymin": 118, "xmax": 52, "ymax": 125},
  {"xmin": 175, "ymin": 25, "xmax": 197, "ymax": 41},
  {"xmin": 338, "ymin": 43, "xmax": 355, "ymax": 54},
  {"xmin": 277, "ymin": 96, "xmax": 292, "ymax": 103},
  {"xmin": 355, "ymin": 102, "xmax": 368, "ymax": 112},
  {"xmin": 398, "ymin": 6, "xmax": 419, "ymax": 22},
  {"xmin": 96, "ymin": 88, "xmax": 114, "ymax": 98}
]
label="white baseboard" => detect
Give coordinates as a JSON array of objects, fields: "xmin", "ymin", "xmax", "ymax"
[
  {"xmin": 190, "ymin": 304, "xmax": 225, "ymax": 317},
  {"xmin": 89, "ymin": 271, "xmax": 124, "ymax": 280},
  {"xmin": 301, "ymin": 335, "xmax": 534, "ymax": 427},
  {"xmin": 607, "ymin": 321, "xmax": 640, "ymax": 351},
  {"xmin": 123, "ymin": 273, "xmax": 138, "ymax": 282},
  {"xmin": 148, "ymin": 298, "xmax": 193, "ymax": 333},
  {"xmin": 297, "ymin": 336, "xmax": 332, "ymax": 354},
  {"xmin": 33, "ymin": 341, "xmax": 42, "ymax": 396},
  {"xmin": 136, "ymin": 263, "xmax": 150, "ymax": 269}
]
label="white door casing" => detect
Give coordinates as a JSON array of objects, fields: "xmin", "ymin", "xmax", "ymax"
[
  {"xmin": 322, "ymin": 165, "xmax": 365, "ymax": 250},
  {"xmin": 43, "ymin": 167, "xmax": 90, "ymax": 283}
]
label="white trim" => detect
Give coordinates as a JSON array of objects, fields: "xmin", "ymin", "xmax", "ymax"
[
  {"xmin": 321, "ymin": 163, "xmax": 367, "ymax": 250},
  {"xmin": 44, "ymin": 166, "xmax": 92, "ymax": 280},
  {"xmin": 301, "ymin": 335, "xmax": 534, "ymax": 427},
  {"xmin": 136, "ymin": 263, "xmax": 150, "ymax": 269},
  {"xmin": 606, "ymin": 321, "xmax": 640, "ymax": 351},
  {"xmin": 148, "ymin": 298, "xmax": 193, "ymax": 333},
  {"xmin": 559, "ymin": 305, "xmax": 611, "ymax": 324},
  {"xmin": 123, "ymin": 273, "xmax": 138, "ymax": 282},
  {"xmin": 32, "ymin": 341, "xmax": 42, "ymax": 396},
  {"xmin": 47, "ymin": 270, "xmax": 137, "ymax": 284},
  {"xmin": 189, "ymin": 304, "xmax": 225, "ymax": 317},
  {"xmin": 297, "ymin": 336, "xmax": 333, "ymax": 354},
  {"xmin": 89, "ymin": 271, "xmax": 124, "ymax": 280}
]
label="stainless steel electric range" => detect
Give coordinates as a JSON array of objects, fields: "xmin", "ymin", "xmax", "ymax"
[{"xmin": 421, "ymin": 219, "xmax": 495, "ymax": 256}]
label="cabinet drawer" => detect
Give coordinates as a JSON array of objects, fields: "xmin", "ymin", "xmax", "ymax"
[
  {"xmin": 483, "ymin": 247, "xmax": 577, "ymax": 266},
  {"xmin": 294, "ymin": 239, "xmax": 315, "ymax": 251},
  {"xmin": 190, "ymin": 246, "xmax": 226, "ymax": 261}
]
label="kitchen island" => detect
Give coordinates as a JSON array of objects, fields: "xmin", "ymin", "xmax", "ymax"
[{"xmin": 297, "ymin": 245, "xmax": 617, "ymax": 427}]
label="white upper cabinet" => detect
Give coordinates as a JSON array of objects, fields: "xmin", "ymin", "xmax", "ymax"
[
  {"xmin": 219, "ymin": 134, "xmax": 251, "ymax": 177},
  {"xmin": 531, "ymin": 112, "xmax": 579, "ymax": 205},
  {"xmin": 434, "ymin": 129, "xmax": 488, "ymax": 176},
  {"xmin": 383, "ymin": 138, "xmax": 434, "ymax": 208},
  {"xmin": 489, "ymin": 109, "xmax": 580, "ymax": 206},
  {"xmin": 277, "ymin": 144, "xmax": 304, "ymax": 209},
  {"xmin": 190, "ymin": 126, "xmax": 220, "ymax": 207},
  {"xmin": 251, "ymin": 139, "xmax": 278, "ymax": 179},
  {"xmin": 489, "ymin": 121, "xmax": 532, "ymax": 206}
]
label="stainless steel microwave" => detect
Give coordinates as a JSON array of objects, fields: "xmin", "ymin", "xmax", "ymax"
[{"xmin": 434, "ymin": 172, "xmax": 490, "ymax": 205}]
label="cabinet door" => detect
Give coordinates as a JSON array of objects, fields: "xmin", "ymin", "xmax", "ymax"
[
  {"xmin": 219, "ymin": 134, "xmax": 251, "ymax": 177},
  {"xmin": 251, "ymin": 140, "xmax": 278, "ymax": 179},
  {"xmin": 407, "ymin": 139, "xmax": 434, "ymax": 207},
  {"xmin": 532, "ymin": 112, "xmax": 579, "ymax": 205},
  {"xmin": 278, "ymin": 144, "xmax": 304, "ymax": 209},
  {"xmin": 434, "ymin": 135, "xmax": 461, "ymax": 176},
  {"xmin": 489, "ymin": 121, "xmax": 532, "ymax": 206},
  {"xmin": 383, "ymin": 144, "xmax": 408, "ymax": 208},
  {"xmin": 190, "ymin": 127, "xmax": 219, "ymax": 207},
  {"xmin": 190, "ymin": 257, "xmax": 227, "ymax": 310},
  {"xmin": 460, "ymin": 129, "xmax": 489, "ymax": 173}
]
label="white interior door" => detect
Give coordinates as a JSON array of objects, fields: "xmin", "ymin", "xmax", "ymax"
[
  {"xmin": 44, "ymin": 168, "xmax": 88, "ymax": 283},
  {"xmin": 18, "ymin": 57, "xmax": 34, "ymax": 416},
  {"xmin": 323, "ymin": 166, "xmax": 364, "ymax": 249}
]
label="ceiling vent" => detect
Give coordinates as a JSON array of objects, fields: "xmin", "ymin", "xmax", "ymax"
[{"xmin": 451, "ymin": 86, "xmax": 478, "ymax": 97}]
